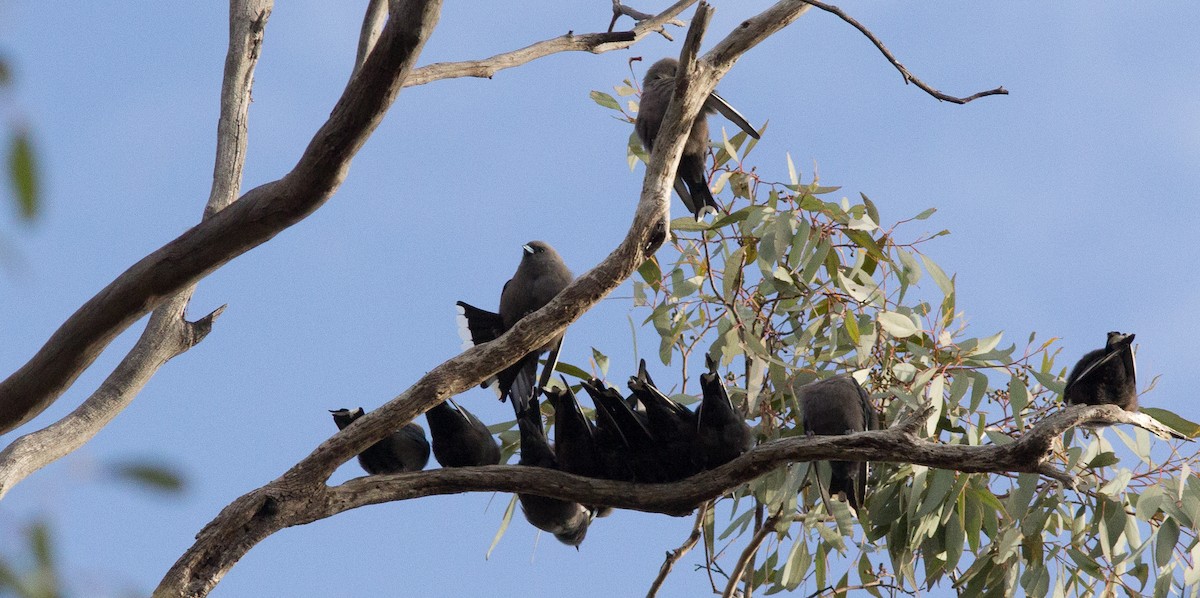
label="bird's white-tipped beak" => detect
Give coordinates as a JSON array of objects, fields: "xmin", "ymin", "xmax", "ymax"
[{"xmin": 522, "ymin": 244, "xmax": 534, "ymax": 255}]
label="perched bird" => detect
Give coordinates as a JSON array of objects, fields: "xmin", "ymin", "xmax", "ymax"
[
  {"xmin": 796, "ymin": 375, "xmax": 879, "ymax": 511},
  {"xmin": 456, "ymin": 241, "xmax": 573, "ymax": 412},
  {"xmin": 1064, "ymin": 331, "xmax": 1138, "ymax": 411},
  {"xmin": 635, "ymin": 57, "xmax": 761, "ymax": 219},
  {"xmin": 696, "ymin": 356, "xmax": 754, "ymax": 469},
  {"xmin": 425, "ymin": 399, "xmax": 502, "ymax": 468},
  {"xmin": 545, "ymin": 380, "xmax": 612, "ymax": 517},
  {"xmin": 627, "ymin": 360, "xmax": 701, "ymax": 481},
  {"xmin": 582, "ymin": 378, "xmax": 663, "ymax": 482},
  {"xmin": 544, "ymin": 380, "xmax": 603, "ymax": 480},
  {"xmin": 330, "ymin": 407, "xmax": 430, "ymax": 475},
  {"xmin": 514, "ymin": 395, "xmax": 591, "ymax": 546}
]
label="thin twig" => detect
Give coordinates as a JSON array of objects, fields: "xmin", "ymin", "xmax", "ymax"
[
  {"xmin": 723, "ymin": 511, "xmax": 783, "ymax": 598},
  {"xmin": 647, "ymin": 504, "xmax": 707, "ymax": 598},
  {"xmin": 609, "ymin": 0, "xmax": 686, "ymax": 41},
  {"xmin": 800, "ymin": 0, "xmax": 1007, "ymax": 104},
  {"xmin": 405, "ymin": 0, "xmax": 697, "ymax": 87}
]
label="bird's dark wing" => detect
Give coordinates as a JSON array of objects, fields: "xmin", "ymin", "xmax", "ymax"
[
  {"xmin": 1064, "ymin": 348, "xmax": 1125, "ymax": 396},
  {"xmin": 706, "ymin": 90, "xmax": 760, "ymax": 140}
]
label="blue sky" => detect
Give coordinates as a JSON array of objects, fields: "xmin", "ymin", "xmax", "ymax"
[{"xmin": 0, "ymin": 1, "xmax": 1197, "ymax": 596}]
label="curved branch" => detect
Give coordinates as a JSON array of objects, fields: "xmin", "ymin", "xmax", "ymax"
[
  {"xmin": 800, "ymin": 0, "xmax": 1007, "ymax": 104},
  {"xmin": 0, "ymin": 0, "xmax": 269, "ymax": 498},
  {"xmin": 608, "ymin": 0, "xmax": 686, "ymax": 41},
  {"xmin": 0, "ymin": 0, "xmax": 442, "ymax": 435},
  {"xmin": 353, "ymin": 0, "xmax": 388, "ymax": 76},
  {"xmin": 403, "ymin": 0, "xmax": 697, "ymax": 87},
  {"xmin": 159, "ymin": 400, "xmax": 1170, "ymax": 596}
]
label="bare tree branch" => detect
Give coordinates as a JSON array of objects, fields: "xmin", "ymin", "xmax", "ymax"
[
  {"xmin": 0, "ymin": 0, "xmax": 270, "ymax": 499},
  {"xmin": 353, "ymin": 0, "xmax": 388, "ymax": 75},
  {"xmin": 799, "ymin": 0, "xmax": 1007, "ymax": 104},
  {"xmin": 646, "ymin": 504, "xmax": 706, "ymax": 598},
  {"xmin": 723, "ymin": 511, "xmax": 782, "ymax": 598},
  {"xmin": 403, "ymin": 0, "xmax": 697, "ymax": 87},
  {"xmin": 160, "ymin": 363, "xmax": 1172, "ymax": 596},
  {"xmin": 0, "ymin": 0, "xmax": 699, "ymax": 439},
  {"xmin": 608, "ymin": 0, "xmax": 686, "ymax": 41},
  {"xmin": 0, "ymin": 0, "xmax": 445, "ymax": 436}
]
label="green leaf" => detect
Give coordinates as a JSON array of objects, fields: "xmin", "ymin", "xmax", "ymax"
[
  {"xmin": 8, "ymin": 130, "xmax": 38, "ymax": 220},
  {"xmin": 589, "ymin": 90, "xmax": 621, "ymax": 110},
  {"xmin": 110, "ymin": 461, "xmax": 185, "ymax": 494},
  {"xmin": 913, "ymin": 207, "xmax": 937, "ymax": 220},
  {"xmin": 1156, "ymin": 517, "xmax": 1179, "ymax": 568},
  {"xmin": 877, "ymin": 311, "xmax": 920, "ymax": 338},
  {"xmin": 919, "ymin": 253, "xmax": 953, "ymax": 296},
  {"xmin": 486, "ymin": 494, "xmax": 518, "ymax": 559},
  {"xmin": 1141, "ymin": 407, "xmax": 1200, "ymax": 438},
  {"xmin": 637, "ymin": 256, "xmax": 662, "ymax": 291},
  {"xmin": 591, "ymin": 347, "xmax": 610, "ymax": 377}
]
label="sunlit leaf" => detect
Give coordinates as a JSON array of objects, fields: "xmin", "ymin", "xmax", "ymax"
[{"xmin": 588, "ymin": 90, "xmax": 620, "ymax": 110}]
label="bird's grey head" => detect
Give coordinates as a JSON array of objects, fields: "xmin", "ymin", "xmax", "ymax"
[
  {"xmin": 1106, "ymin": 331, "xmax": 1134, "ymax": 347},
  {"xmin": 520, "ymin": 240, "xmax": 561, "ymax": 265},
  {"xmin": 330, "ymin": 407, "xmax": 365, "ymax": 430},
  {"xmin": 644, "ymin": 58, "xmax": 679, "ymax": 85}
]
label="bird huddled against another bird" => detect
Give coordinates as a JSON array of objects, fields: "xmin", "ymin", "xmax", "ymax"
[
  {"xmin": 457, "ymin": 241, "xmax": 573, "ymax": 413},
  {"xmin": 796, "ymin": 375, "xmax": 879, "ymax": 511},
  {"xmin": 696, "ymin": 355, "xmax": 755, "ymax": 469},
  {"xmin": 1064, "ymin": 331, "xmax": 1138, "ymax": 412},
  {"xmin": 425, "ymin": 399, "xmax": 502, "ymax": 468},
  {"xmin": 513, "ymin": 393, "xmax": 592, "ymax": 547},
  {"xmin": 636, "ymin": 57, "xmax": 762, "ymax": 220},
  {"xmin": 330, "ymin": 407, "xmax": 430, "ymax": 475},
  {"xmin": 626, "ymin": 360, "xmax": 701, "ymax": 481}
]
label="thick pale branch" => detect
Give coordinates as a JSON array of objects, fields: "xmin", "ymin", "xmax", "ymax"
[
  {"xmin": 0, "ymin": 0, "xmax": 269, "ymax": 498},
  {"xmin": 0, "ymin": 303, "xmax": 225, "ymax": 500},
  {"xmin": 403, "ymin": 0, "xmax": 697, "ymax": 87},
  {"xmin": 353, "ymin": 0, "xmax": 388, "ymax": 76},
  {"xmin": 0, "ymin": 0, "xmax": 442, "ymax": 436}
]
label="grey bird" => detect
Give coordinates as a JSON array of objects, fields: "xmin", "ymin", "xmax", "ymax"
[
  {"xmin": 582, "ymin": 377, "xmax": 663, "ymax": 483},
  {"xmin": 456, "ymin": 241, "xmax": 573, "ymax": 413},
  {"xmin": 514, "ymin": 394, "xmax": 592, "ymax": 546},
  {"xmin": 797, "ymin": 375, "xmax": 879, "ymax": 511},
  {"xmin": 635, "ymin": 57, "xmax": 761, "ymax": 219},
  {"xmin": 696, "ymin": 356, "xmax": 755, "ymax": 469},
  {"xmin": 1064, "ymin": 331, "xmax": 1138, "ymax": 411},
  {"xmin": 627, "ymin": 360, "xmax": 701, "ymax": 481},
  {"xmin": 425, "ymin": 399, "xmax": 502, "ymax": 468},
  {"xmin": 330, "ymin": 407, "xmax": 430, "ymax": 475}
]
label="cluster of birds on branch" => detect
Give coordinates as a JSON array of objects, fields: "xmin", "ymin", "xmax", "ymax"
[{"xmin": 329, "ymin": 58, "xmax": 1141, "ymax": 547}]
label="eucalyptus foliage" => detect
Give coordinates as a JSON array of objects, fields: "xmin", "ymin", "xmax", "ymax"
[{"xmin": 581, "ymin": 84, "xmax": 1200, "ymax": 597}]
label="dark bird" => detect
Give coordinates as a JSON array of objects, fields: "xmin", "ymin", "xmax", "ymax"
[
  {"xmin": 1064, "ymin": 331, "xmax": 1138, "ymax": 411},
  {"xmin": 514, "ymin": 395, "xmax": 591, "ymax": 546},
  {"xmin": 545, "ymin": 380, "xmax": 612, "ymax": 517},
  {"xmin": 627, "ymin": 360, "xmax": 701, "ymax": 481},
  {"xmin": 582, "ymin": 377, "xmax": 664, "ymax": 483},
  {"xmin": 796, "ymin": 375, "xmax": 879, "ymax": 511},
  {"xmin": 544, "ymin": 380, "xmax": 603, "ymax": 480},
  {"xmin": 696, "ymin": 356, "xmax": 754, "ymax": 469},
  {"xmin": 425, "ymin": 399, "xmax": 502, "ymax": 468},
  {"xmin": 456, "ymin": 241, "xmax": 573, "ymax": 412},
  {"xmin": 635, "ymin": 57, "xmax": 761, "ymax": 219},
  {"xmin": 330, "ymin": 407, "xmax": 430, "ymax": 475}
]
